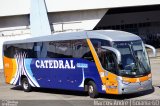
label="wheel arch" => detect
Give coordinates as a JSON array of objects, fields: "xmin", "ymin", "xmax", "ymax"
[
  {"xmin": 20, "ymin": 75, "xmax": 27, "ymax": 85},
  {"xmin": 84, "ymin": 78, "xmax": 96, "ymax": 91}
]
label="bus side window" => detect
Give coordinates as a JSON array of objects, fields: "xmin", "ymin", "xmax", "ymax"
[
  {"xmin": 34, "ymin": 42, "xmax": 42, "ymax": 58},
  {"xmin": 55, "ymin": 41, "xmax": 72, "ymax": 58},
  {"xmin": 26, "ymin": 43, "xmax": 36, "ymax": 58},
  {"xmin": 47, "ymin": 40, "xmax": 72, "ymax": 58},
  {"xmin": 72, "ymin": 39, "xmax": 94, "ymax": 62},
  {"xmin": 4, "ymin": 44, "xmax": 27, "ymax": 58},
  {"xmin": 105, "ymin": 51, "xmax": 117, "ymax": 74},
  {"xmin": 33, "ymin": 42, "xmax": 48, "ymax": 58},
  {"xmin": 47, "ymin": 41, "xmax": 56, "ymax": 58},
  {"xmin": 82, "ymin": 51, "xmax": 94, "ymax": 62},
  {"xmin": 72, "ymin": 40, "xmax": 83, "ymax": 58},
  {"xmin": 4, "ymin": 43, "xmax": 36, "ymax": 59},
  {"xmin": 96, "ymin": 48, "xmax": 117, "ymax": 74},
  {"xmin": 3, "ymin": 45, "xmax": 14, "ymax": 58}
]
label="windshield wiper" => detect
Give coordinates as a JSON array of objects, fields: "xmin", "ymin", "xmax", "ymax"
[
  {"xmin": 129, "ymin": 44, "xmax": 148, "ymax": 73},
  {"xmin": 135, "ymin": 74, "xmax": 144, "ymax": 77},
  {"xmin": 128, "ymin": 45, "xmax": 138, "ymax": 71}
]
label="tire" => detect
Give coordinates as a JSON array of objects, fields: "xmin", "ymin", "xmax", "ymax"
[
  {"xmin": 21, "ymin": 77, "xmax": 32, "ymax": 92},
  {"xmin": 88, "ymin": 81, "xmax": 99, "ymax": 98}
]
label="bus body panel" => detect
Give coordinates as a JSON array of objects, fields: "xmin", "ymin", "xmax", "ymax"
[
  {"xmin": 118, "ymin": 78, "xmax": 152, "ymax": 94},
  {"xmin": 3, "ymin": 55, "xmax": 105, "ymax": 92},
  {"xmin": 3, "ymin": 56, "xmax": 17, "ymax": 84}
]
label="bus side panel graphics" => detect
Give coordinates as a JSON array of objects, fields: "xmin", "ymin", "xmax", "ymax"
[
  {"xmin": 4, "ymin": 54, "xmax": 102, "ymax": 91},
  {"xmin": 3, "ymin": 54, "xmax": 40, "ymax": 87},
  {"xmin": 86, "ymin": 39, "xmax": 119, "ymax": 94},
  {"xmin": 30, "ymin": 58, "xmax": 101, "ymax": 91}
]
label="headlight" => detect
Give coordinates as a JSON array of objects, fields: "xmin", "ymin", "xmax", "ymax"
[{"xmin": 122, "ymin": 81, "xmax": 130, "ymax": 85}]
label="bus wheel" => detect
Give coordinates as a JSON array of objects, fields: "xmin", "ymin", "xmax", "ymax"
[
  {"xmin": 88, "ymin": 81, "xmax": 98, "ymax": 98},
  {"xmin": 22, "ymin": 78, "xmax": 32, "ymax": 92}
]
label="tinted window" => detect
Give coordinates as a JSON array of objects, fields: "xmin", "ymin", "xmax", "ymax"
[
  {"xmin": 47, "ymin": 40, "xmax": 72, "ymax": 58},
  {"xmin": 3, "ymin": 45, "xmax": 15, "ymax": 58},
  {"xmin": 47, "ymin": 41, "xmax": 56, "ymax": 58},
  {"xmin": 96, "ymin": 48, "xmax": 117, "ymax": 74},
  {"xmin": 4, "ymin": 43, "xmax": 36, "ymax": 58},
  {"xmin": 73, "ymin": 39, "xmax": 94, "ymax": 62},
  {"xmin": 26, "ymin": 43, "xmax": 36, "ymax": 58},
  {"xmin": 91, "ymin": 39, "xmax": 111, "ymax": 48},
  {"xmin": 3, "ymin": 39, "xmax": 94, "ymax": 62},
  {"xmin": 91, "ymin": 39, "xmax": 117, "ymax": 74},
  {"xmin": 34, "ymin": 42, "xmax": 48, "ymax": 58},
  {"xmin": 4, "ymin": 43, "xmax": 27, "ymax": 58}
]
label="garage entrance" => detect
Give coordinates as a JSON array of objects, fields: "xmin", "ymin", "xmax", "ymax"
[{"xmin": 95, "ymin": 5, "xmax": 160, "ymax": 48}]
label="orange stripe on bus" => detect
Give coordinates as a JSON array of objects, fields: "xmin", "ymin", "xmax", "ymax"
[
  {"xmin": 3, "ymin": 56, "xmax": 17, "ymax": 84},
  {"xmin": 86, "ymin": 39, "xmax": 106, "ymax": 84}
]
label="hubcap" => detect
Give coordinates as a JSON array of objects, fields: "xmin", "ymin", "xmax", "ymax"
[
  {"xmin": 23, "ymin": 81, "xmax": 28, "ymax": 90},
  {"xmin": 89, "ymin": 85, "xmax": 94, "ymax": 93}
]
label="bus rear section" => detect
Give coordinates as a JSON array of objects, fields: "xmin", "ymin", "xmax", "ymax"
[{"xmin": 2, "ymin": 30, "xmax": 156, "ymax": 98}]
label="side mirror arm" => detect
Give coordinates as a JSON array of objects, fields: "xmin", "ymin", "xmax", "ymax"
[
  {"xmin": 145, "ymin": 44, "xmax": 156, "ymax": 57},
  {"xmin": 101, "ymin": 46, "xmax": 121, "ymax": 64}
]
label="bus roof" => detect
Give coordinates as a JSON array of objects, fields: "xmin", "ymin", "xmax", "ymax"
[{"xmin": 3, "ymin": 30, "xmax": 141, "ymax": 44}]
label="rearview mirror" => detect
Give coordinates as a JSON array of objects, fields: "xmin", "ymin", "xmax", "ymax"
[
  {"xmin": 145, "ymin": 44, "xmax": 156, "ymax": 57},
  {"xmin": 101, "ymin": 46, "xmax": 121, "ymax": 64}
]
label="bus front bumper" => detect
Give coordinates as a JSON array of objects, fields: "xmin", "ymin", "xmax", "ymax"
[{"xmin": 118, "ymin": 78, "xmax": 152, "ymax": 94}]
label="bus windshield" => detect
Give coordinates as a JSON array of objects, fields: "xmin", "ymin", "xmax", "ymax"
[{"xmin": 113, "ymin": 40, "xmax": 151, "ymax": 77}]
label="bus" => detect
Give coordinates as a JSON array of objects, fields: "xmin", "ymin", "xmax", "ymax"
[{"xmin": 3, "ymin": 30, "xmax": 156, "ymax": 98}]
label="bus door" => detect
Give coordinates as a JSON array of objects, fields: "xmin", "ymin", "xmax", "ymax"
[{"xmin": 100, "ymin": 47, "xmax": 119, "ymax": 94}]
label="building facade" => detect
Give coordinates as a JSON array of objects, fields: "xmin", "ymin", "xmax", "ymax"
[{"xmin": 0, "ymin": 0, "xmax": 160, "ymax": 69}]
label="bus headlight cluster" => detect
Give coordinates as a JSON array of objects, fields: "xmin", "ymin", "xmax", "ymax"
[{"xmin": 122, "ymin": 81, "xmax": 130, "ymax": 85}]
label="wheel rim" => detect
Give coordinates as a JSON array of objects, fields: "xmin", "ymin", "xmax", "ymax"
[
  {"xmin": 23, "ymin": 81, "xmax": 28, "ymax": 90},
  {"xmin": 89, "ymin": 85, "xmax": 94, "ymax": 94}
]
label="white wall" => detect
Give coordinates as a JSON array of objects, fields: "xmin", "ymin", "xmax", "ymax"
[
  {"xmin": 49, "ymin": 9, "xmax": 107, "ymax": 32},
  {"xmin": 0, "ymin": 0, "xmax": 30, "ymax": 16},
  {"xmin": 46, "ymin": 0, "xmax": 160, "ymax": 12},
  {"xmin": 0, "ymin": 0, "xmax": 160, "ymax": 17}
]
